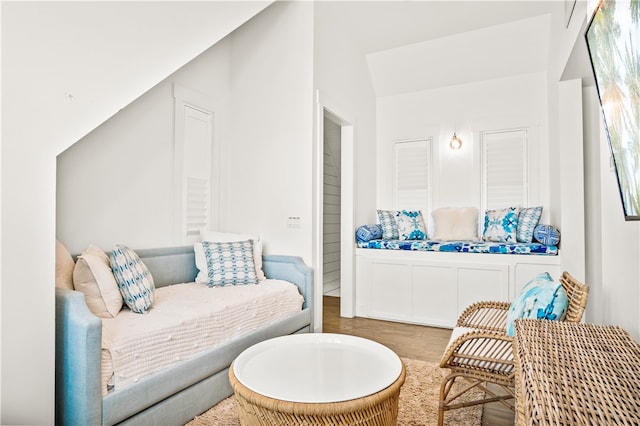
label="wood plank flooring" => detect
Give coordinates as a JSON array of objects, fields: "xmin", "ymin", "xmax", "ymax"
[{"xmin": 322, "ymin": 296, "xmax": 514, "ymax": 426}]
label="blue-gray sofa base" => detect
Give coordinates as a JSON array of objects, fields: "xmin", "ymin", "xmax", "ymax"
[{"xmin": 55, "ymin": 246, "xmax": 313, "ymax": 426}]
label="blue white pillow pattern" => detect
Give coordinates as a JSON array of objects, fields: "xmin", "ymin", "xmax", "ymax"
[
  {"xmin": 202, "ymin": 240, "xmax": 258, "ymax": 287},
  {"xmin": 506, "ymin": 272, "xmax": 569, "ymax": 336},
  {"xmin": 534, "ymin": 224, "xmax": 560, "ymax": 246},
  {"xmin": 482, "ymin": 207, "xmax": 520, "ymax": 243},
  {"xmin": 355, "ymin": 224, "xmax": 383, "ymax": 242},
  {"xmin": 110, "ymin": 245, "xmax": 155, "ymax": 314},
  {"xmin": 377, "ymin": 210, "xmax": 399, "ymax": 240},
  {"xmin": 517, "ymin": 206, "xmax": 543, "ymax": 243},
  {"xmin": 395, "ymin": 210, "xmax": 427, "ymax": 240}
]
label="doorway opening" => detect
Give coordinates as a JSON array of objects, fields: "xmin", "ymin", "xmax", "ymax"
[
  {"xmin": 314, "ymin": 94, "xmax": 355, "ymax": 332},
  {"xmin": 322, "ymin": 113, "xmax": 342, "ymax": 297}
]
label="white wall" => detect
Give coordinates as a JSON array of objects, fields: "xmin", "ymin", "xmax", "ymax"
[
  {"xmin": 1, "ymin": 2, "xmax": 269, "ymax": 423},
  {"xmin": 314, "ymin": 2, "xmax": 378, "ymax": 227},
  {"xmin": 226, "ymin": 1, "xmax": 314, "ymax": 263},
  {"xmin": 376, "ymin": 72, "xmax": 551, "ymax": 223},
  {"xmin": 57, "ymin": 39, "xmax": 233, "ymax": 254}
]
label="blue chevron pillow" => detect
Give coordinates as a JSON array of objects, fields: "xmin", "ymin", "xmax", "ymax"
[
  {"xmin": 110, "ymin": 245, "xmax": 155, "ymax": 314},
  {"xmin": 517, "ymin": 206, "xmax": 543, "ymax": 243},
  {"xmin": 200, "ymin": 240, "xmax": 258, "ymax": 287},
  {"xmin": 377, "ymin": 209, "xmax": 399, "ymax": 240},
  {"xmin": 355, "ymin": 224, "xmax": 383, "ymax": 242}
]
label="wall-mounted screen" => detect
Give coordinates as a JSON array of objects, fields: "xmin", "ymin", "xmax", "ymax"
[{"xmin": 585, "ymin": 0, "xmax": 639, "ymax": 220}]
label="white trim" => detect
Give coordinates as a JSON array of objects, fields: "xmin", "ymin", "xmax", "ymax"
[
  {"xmin": 173, "ymin": 83, "xmax": 220, "ymax": 244},
  {"xmin": 315, "ymin": 90, "xmax": 357, "ymax": 329}
]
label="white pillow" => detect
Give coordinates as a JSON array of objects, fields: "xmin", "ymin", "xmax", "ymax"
[
  {"xmin": 55, "ymin": 240, "xmax": 75, "ymax": 290},
  {"xmin": 73, "ymin": 245, "xmax": 123, "ymax": 318},
  {"xmin": 198, "ymin": 231, "xmax": 266, "ymax": 282},
  {"xmin": 431, "ymin": 207, "xmax": 479, "ymax": 241}
]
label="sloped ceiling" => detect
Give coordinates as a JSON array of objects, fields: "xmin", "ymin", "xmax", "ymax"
[
  {"xmin": 317, "ymin": 1, "xmax": 554, "ymax": 97},
  {"xmin": 2, "ymin": 1, "xmax": 272, "ymax": 155}
]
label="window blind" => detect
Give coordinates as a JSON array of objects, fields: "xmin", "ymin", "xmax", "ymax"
[
  {"xmin": 393, "ymin": 139, "xmax": 431, "ymax": 213},
  {"xmin": 481, "ymin": 129, "xmax": 528, "ymax": 210}
]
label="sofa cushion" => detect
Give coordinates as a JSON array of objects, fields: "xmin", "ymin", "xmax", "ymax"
[
  {"xmin": 195, "ymin": 240, "xmax": 258, "ymax": 287},
  {"xmin": 56, "ymin": 240, "xmax": 75, "ymax": 290},
  {"xmin": 395, "ymin": 210, "xmax": 427, "ymax": 240},
  {"xmin": 73, "ymin": 245, "xmax": 123, "ymax": 318},
  {"xmin": 517, "ymin": 206, "xmax": 543, "ymax": 243},
  {"xmin": 482, "ymin": 207, "xmax": 520, "ymax": 243},
  {"xmin": 377, "ymin": 209, "xmax": 399, "ymax": 240},
  {"xmin": 110, "ymin": 245, "xmax": 155, "ymax": 314},
  {"xmin": 506, "ymin": 272, "xmax": 568, "ymax": 336},
  {"xmin": 199, "ymin": 231, "xmax": 266, "ymax": 281},
  {"xmin": 431, "ymin": 207, "xmax": 479, "ymax": 241}
]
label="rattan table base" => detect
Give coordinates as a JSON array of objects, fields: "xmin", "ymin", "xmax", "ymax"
[
  {"xmin": 229, "ymin": 362, "xmax": 406, "ymax": 426},
  {"xmin": 513, "ymin": 319, "xmax": 640, "ymax": 425}
]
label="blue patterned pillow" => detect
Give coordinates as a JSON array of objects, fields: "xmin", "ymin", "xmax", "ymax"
[
  {"xmin": 355, "ymin": 224, "xmax": 383, "ymax": 242},
  {"xmin": 534, "ymin": 224, "xmax": 560, "ymax": 246},
  {"xmin": 377, "ymin": 210, "xmax": 399, "ymax": 240},
  {"xmin": 395, "ymin": 210, "xmax": 427, "ymax": 240},
  {"xmin": 202, "ymin": 240, "xmax": 258, "ymax": 287},
  {"xmin": 506, "ymin": 272, "xmax": 569, "ymax": 336},
  {"xmin": 110, "ymin": 245, "xmax": 155, "ymax": 314},
  {"xmin": 482, "ymin": 207, "xmax": 520, "ymax": 243},
  {"xmin": 517, "ymin": 206, "xmax": 543, "ymax": 243}
]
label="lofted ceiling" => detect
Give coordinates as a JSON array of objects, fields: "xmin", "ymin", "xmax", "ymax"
[{"xmin": 316, "ymin": 1, "xmax": 557, "ymax": 96}]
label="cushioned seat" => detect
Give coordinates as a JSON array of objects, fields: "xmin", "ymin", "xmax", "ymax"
[{"xmin": 437, "ymin": 271, "xmax": 589, "ymax": 426}]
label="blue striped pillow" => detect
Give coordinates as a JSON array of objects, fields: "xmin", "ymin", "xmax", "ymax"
[
  {"xmin": 110, "ymin": 245, "xmax": 154, "ymax": 314},
  {"xmin": 202, "ymin": 240, "xmax": 258, "ymax": 287}
]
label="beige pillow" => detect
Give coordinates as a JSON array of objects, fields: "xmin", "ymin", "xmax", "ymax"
[
  {"xmin": 431, "ymin": 207, "xmax": 479, "ymax": 241},
  {"xmin": 73, "ymin": 245, "xmax": 123, "ymax": 318},
  {"xmin": 198, "ymin": 231, "xmax": 266, "ymax": 282},
  {"xmin": 55, "ymin": 240, "xmax": 75, "ymax": 290}
]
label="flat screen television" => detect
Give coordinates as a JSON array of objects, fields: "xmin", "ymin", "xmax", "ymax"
[{"xmin": 585, "ymin": 0, "xmax": 640, "ymax": 220}]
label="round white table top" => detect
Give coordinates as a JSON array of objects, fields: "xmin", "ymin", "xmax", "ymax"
[{"xmin": 232, "ymin": 333, "xmax": 402, "ymax": 403}]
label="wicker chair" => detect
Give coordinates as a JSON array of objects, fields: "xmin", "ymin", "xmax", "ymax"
[{"xmin": 437, "ymin": 271, "xmax": 589, "ymax": 426}]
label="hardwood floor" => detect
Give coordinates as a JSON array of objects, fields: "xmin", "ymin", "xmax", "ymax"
[{"xmin": 322, "ymin": 296, "xmax": 514, "ymax": 426}]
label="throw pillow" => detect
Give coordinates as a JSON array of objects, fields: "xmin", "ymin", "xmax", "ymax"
[
  {"xmin": 55, "ymin": 240, "xmax": 75, "ymax": 290},
  {"xmin": 377, "ymin": 210, "xmax": 399, "ymax": 240},
  {"xmin": 482, "ymin": 207, "xmax": 520, "ymax": 243},
  {"xmin": 517, "ymin": 206, "xmax": 543, "ymax": 243},
  {"xmin": 505, "ymin": 272, "xmax": 569, "ymax": 336},
  {"xmin": 431, "ymin": 207, "xmax": 479, "ymax": 241},
  {"xmin": 197, "ymin": 240, "xmax": 258, "ymax": 287},
  {"xmin": 199, "ymin": 231, "xmax": 266, "ymax": 281},
  {"xmin": 110, "ymin": 245, "xmax": 155, "ymax": 314},
  {"xmin": 73, "ymin": 245, "xmax": 123, "ymax": 318},
  {"xmin": 533, "ymin": 224, "xmax": 561, "ymax": 246},
  {"xmin": 355, "ymin": 224, "xmax": 383, "ymax": 242},
  {"xmin": 395, "ymin": 210, "xmax": 427, "ymax": 240}
]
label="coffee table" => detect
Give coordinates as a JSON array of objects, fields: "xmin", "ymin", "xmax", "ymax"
[{"xmin": 229, "ymin": 333, "xmax": 406, "ymax": 425}]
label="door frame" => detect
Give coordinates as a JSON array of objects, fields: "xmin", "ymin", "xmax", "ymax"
[{"xmin": 314, "ymin": 90, "xmax": 355, "ymax": 331}]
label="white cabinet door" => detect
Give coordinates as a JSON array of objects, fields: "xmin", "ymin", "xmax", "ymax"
[
  {"xmin": 457, "ymin": 265, "xmax": 509, "ymax": 315},
  {"xmin": 412, "ymin": 265, "xmax": 457, "ymax": 327},
  {"xmin": 369, "ymin": 262, "xmax": 412, "ymax": 322}
]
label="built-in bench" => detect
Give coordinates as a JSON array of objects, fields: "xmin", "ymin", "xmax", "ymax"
[{"xmin": 355, "ymin": 245, "xmax": 561, "ymax": 328}]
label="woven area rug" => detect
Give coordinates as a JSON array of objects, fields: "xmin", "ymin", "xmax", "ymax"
[{"xmin": 186, "ymin": 358, "xmax": 483, "ymax": 425}]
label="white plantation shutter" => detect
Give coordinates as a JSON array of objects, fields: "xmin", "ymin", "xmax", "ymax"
[
  {"xmin": 481, "ymin": 129, "xmax": 528, "ymax": 210},
  {"xmin": 393, "ymin": 139, "xmax": 431, "ymax": 213}
]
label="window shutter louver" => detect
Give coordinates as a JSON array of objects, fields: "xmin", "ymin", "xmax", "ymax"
[
  {"xmin": 393, "ymin": 139, "xmax": 431, "ymax": 214},
  {"xmin": 482, "ymin": 129, "xmax": 528, "ymax": 210}
]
